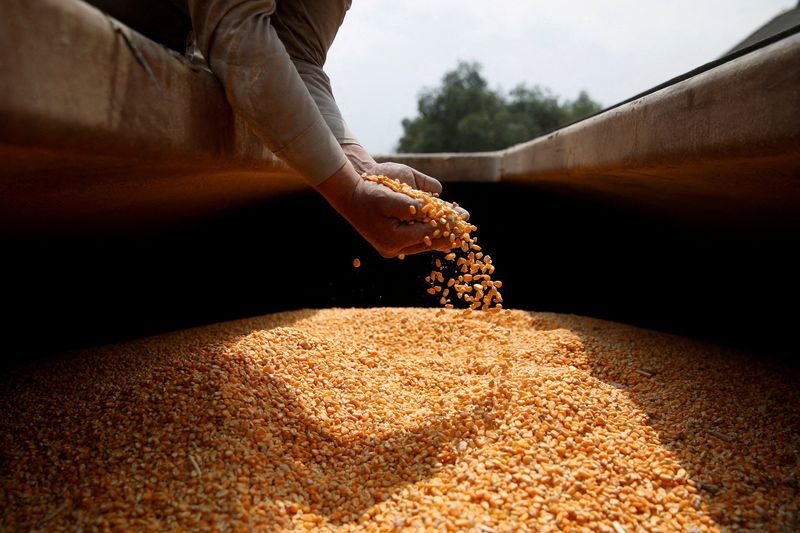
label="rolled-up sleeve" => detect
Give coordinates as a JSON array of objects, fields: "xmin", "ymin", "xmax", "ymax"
[{"xmin": 187, "ymin": 0, "xmax": 346, "ymax": 185}]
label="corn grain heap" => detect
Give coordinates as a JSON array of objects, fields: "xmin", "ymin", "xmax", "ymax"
[
  {"xmin": 2, "ymin": 308, "xmax": 799, "ymax": 531},
  {"xmin": 364, "ymin": 175, "xmax": 503, "ymax": 311}
]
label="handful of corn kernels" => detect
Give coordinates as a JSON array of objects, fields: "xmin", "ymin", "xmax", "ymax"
[{"xmin": 364, "ymin": 174, "xmax": 504, "ymax": 311}]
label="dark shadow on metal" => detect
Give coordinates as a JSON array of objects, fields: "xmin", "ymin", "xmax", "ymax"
[{"xmin": 1, "ymin": 182, "xmax": 797, "ymax": 362}]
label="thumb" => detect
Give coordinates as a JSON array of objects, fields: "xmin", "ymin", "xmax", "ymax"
[{"xmin": 411, "ymin": 169, "xmax": 443, "ymax": 195}]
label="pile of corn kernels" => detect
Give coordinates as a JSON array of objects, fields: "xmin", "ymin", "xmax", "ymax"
[
  {"xmin": 365, "ymin": 175, "xmax": 503, "ymax": 311},
  {"xmin": 1, "ymin": 308, "xmax": 798, "ymax": 531}
]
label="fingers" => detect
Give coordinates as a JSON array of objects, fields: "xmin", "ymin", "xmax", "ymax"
[
  {"xmin": 371, "ymin": 162, "xmax": 443, "ymax": 195},
  {"xmin": 375, "ymin": 199, "xmax": 459, "ymax": 256},
  {"xmin": 371, "ymin": 183, "xmax": 466, "ymax": 255},
  {"xmin": 368, "ymin": 220, "xmax": 429, "ymax": 258},
  {"xmin": 396, "ymin": 239, "xmax": 453, "ymax": 256},
  {"xmin": 375, "ymin": 225, "xmax": 454, "ymax": 258},
  {"xmin": 369, "ymin": 179, "xmax": 465, "ymax": 224},
  {"xmin": 396, "ymin": 243, "xmax": 431, "ymax": 256},
  {"xmin": 357, "ymin": 174, "xmax": 466, "ymax": 257},
  {"xmin": 391, "ymin": 222, "xmax": 455, "ymax": 256},
  {"xmin": 375, "ymin": 188, "xmax": 425, "ymax": 222},
  {"xmin": 411, "ymin": 168, "xmax": 443, "ymax": 195},
  {"xmin": 370, "ymin": 162, "xmax": 414, "ymax": 188}
]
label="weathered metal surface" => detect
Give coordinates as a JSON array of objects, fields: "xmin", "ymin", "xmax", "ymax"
[
  {"xmin": 382, "ymin": 35, "xmax": 800, "ymax": 223},
  {"xmin": 500, "ymin": 34, "xmax": 800, "ymax": 179},
  {"xmin": 373, "ymin": 152, "xmax": 501, "ymax": 182},
  {"xmin": 0, "ymin": 0, "xmax": 301, "ymax": 233},
  {"xmin": 1, "ymin": 0, "xmax": 798, "ymax": 233}
]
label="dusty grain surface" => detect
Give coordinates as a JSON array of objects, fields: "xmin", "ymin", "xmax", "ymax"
[{"xmin": 1, "ymin": 308, "xmax": 798, "ymax": 531}]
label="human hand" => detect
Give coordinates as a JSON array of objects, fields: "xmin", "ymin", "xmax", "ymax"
[
  {"xmin": 341, "ymin": 143, "xmax": 442, "ymax": 195},
  {"xmin": 316, "ymin": 162, "xmax": 456, "ymax": 258},
  {"xmin": 365, "ymin": 161, "xmax": 443, "ymax": 195}
]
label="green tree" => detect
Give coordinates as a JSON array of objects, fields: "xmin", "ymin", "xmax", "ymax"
[
  {"xmin": 564, "ymin": 90, "xmax": 602, "ymax": 123},
  {"xmin": 397, "ymin": 62, "xmax": 602, "ymax": 153}
]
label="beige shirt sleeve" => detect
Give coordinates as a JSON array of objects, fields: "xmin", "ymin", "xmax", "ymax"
[
  {"xmin": 187, "ymin": 0, "xmax": 347, "ymax": 185},
  {"xmin": 292, "ymin": 59, "xmax": 358, "ymax": 145},
  {"xmin": 270, "ymin": 0, "xmax": 358, "ymax": 145}
]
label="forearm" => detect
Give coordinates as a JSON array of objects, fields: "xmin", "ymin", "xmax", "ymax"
[{"xmin": 314, "ymin": 160, "xmax": 359, "ymax": 214}]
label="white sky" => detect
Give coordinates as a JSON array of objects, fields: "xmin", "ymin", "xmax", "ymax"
[{"xmin": 326, "ymin": 0, "xmax": 796, "ymax": 153}]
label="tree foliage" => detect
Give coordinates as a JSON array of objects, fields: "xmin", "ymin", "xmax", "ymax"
[{"xmin": 397, "ymin": 61, "xmax": 602, "ymax": 153}]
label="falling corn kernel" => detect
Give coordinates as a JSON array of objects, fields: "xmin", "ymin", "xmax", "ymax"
[
  {"xmin": 352, "ymin": 258, "xmax": 361, "ymax": 268},
  {"xmin": 363, "ymin": 175, "xmax": 503, "ymax": 311}
]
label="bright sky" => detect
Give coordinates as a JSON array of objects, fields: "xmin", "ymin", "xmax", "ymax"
[{"xmin": 326, "ymin": 0, "xmax": 796, "ymax": 153}]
